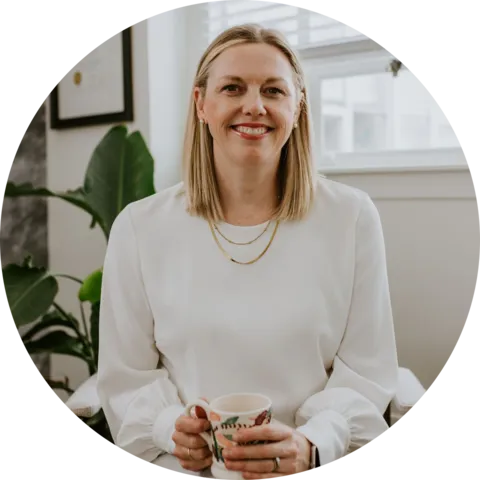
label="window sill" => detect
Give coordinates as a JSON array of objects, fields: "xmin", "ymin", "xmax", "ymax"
[
  {"xmin": 318, "ymin": 164, "xmax": 470, "ymax": 176},
  {"xmin": 316, "ymin": 147, "xmax": 468, "ymax": 176},
  {"xmin": 317, "ymin": 160, "xmax": 475, "ymax": 201}
]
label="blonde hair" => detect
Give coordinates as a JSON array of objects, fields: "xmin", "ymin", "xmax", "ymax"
[{"xmin": 182, "ymin": 24, "xmax": 315, "ymax": 222}]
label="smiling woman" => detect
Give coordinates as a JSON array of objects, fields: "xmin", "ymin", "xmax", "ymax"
[
  {"xmin": 184, "ymin": 24, "xmax": 314, "ymax": 227},
  {"xmin": 97, "ymin": 23, "xmax": 398, "ymax": 479},
  {"xmin": 196, "ymin": 43, "xmax": 298, "ymax": 166}
]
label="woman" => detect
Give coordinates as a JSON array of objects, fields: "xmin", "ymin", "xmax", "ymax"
[{"xmin": 97, "ymin": 24, "xmax": 398, "ymax": 478}]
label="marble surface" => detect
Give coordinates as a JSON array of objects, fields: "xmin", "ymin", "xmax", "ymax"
[{"xmin": 1, "ymin": 103, "xmax": 49, "ymax": 376}]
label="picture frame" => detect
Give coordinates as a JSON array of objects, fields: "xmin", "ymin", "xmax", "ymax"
[{"xmin": 50, "ymin": 28, "xmax": 133, "ymax": 130}]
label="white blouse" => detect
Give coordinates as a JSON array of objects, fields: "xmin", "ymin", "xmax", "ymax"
[{"xmin": 97, "ymin": 174, "xmax": 398, "ymax": 467}]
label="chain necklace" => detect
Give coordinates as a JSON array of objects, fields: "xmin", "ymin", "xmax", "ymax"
[
  {"xmin": 208, "ymin": 220, "xmax": 280, "ymax": 265},
  {"xmin": 213, "ymin": 220, "xmax": 271, "ymax": 246}
]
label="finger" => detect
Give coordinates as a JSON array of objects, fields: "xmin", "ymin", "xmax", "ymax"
[
  {"xmin": 173, "ymin": 444, "xmax": 211, "ymax": 461},
  {"xmin": 195, "ymin": 405, "xmax": 208, "ymax": 419},
  {"xmin": 194, "ymin": 397, "xmax": 209, "ymax": 419},
  {"xmin": 223, "ymin": 439, "xmax": 296, "ymax": 461},
  {"xmin": 172, "ymin": 431, "xmax": 208, "ymax": 449},
  {"xmin": 178, "ymin": 455, "xmax": 213, "ymax": 472},
  {"xmin": 234, "ymin": 424, "xmax": 292, "ymax": 444},
  {"xmin": 225, "ymin": 457, "xmax": 294, "ymax": 474},
  {"xmin": 175, "ymin": 414, "xmax": 211, "ymax": 434}
]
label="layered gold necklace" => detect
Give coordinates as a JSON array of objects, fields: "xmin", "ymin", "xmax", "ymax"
[{"xmin": 208, "ymin": 219, "xmax": 280, "ymax": 265}]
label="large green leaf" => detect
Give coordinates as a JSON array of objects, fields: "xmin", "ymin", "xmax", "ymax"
[
  {"xmin": 83, "ymin": 126, "xmax": 155, "ymax": 239},
  {"xmin": 21, "ymin": 311, "xmax": 79, "ymax": 343},
  {"xmin": 4, "ymin": 183, "xmax": 102, "ymax": 231},
  {"xmin": 3, "ymin": 258, "xmax": 59, "ymax": 327},
  {"xmin": 24, "ymin": 330, "xmax": 87, "ymax": 360}
]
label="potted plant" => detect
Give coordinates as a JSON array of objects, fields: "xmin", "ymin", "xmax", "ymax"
[{"xmin": 2, "ymin": 125, "xmax": 156, "ymax": 440}]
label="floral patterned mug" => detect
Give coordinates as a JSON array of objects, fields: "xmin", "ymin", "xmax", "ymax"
[{"xmin": 184, "ymin": 392, "xmax": 273, "ymax": 479}]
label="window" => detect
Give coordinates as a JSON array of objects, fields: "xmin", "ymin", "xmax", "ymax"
[
  {"xmin": 201, "ymin": 0, "xmax": 465, "ymax": 171},
  {"xmin": 206, "ymin": 0, "xmax": 362, "ymax": 47},
  {"xmin": 323, "ymin": 115, "xmax": 343, "ymax": 152},
  {"xmin": 353, "ymin": 112, "xmax": 387, "ymax": 151}
]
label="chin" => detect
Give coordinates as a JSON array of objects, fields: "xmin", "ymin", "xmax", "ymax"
[{"xmin": 234, "ymin": 150, "xmax": 275, "ymax": 167}]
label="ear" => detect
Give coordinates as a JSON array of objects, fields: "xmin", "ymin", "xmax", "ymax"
[{"xmin": 194, "ymin": 87, "xmax": 206, "ymax": 123}]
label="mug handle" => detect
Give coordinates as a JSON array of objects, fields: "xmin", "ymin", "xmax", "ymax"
[{"xmin": 184, "ymin": 399, "xmax": 213, "ymax": 449}]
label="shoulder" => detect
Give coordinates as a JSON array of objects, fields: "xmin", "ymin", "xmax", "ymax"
[
  {"xmin": 127, "ymin": 181, "xmax": 186, "ymax": 219},
  {"xmin": 308, "ymin": 174, "xmax": 384, "ymax": 253},
  {"xmin": 110, "ymin": 181, "xmax": 187, "ymax": 236},
  {"xmin": 312, "ymin": 173, "xmax": 376, "ymax": 222}
]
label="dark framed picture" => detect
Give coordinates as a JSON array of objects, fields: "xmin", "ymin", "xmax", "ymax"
[{"xmin": 50, "ymin": 28, "xmax": 133, "ymax": 129}]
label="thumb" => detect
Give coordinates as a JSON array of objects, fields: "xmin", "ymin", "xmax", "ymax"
[{"xmin": 195, "ymin": 397, "xmax": 209, "ymax": 419}]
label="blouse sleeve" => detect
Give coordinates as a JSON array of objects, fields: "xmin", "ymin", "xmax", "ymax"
[
  {"xmin": 295, "ymin": 194, "xmax": 398, "ymax": 465},
  {"xmin": 97, "ymin": 205, "xmax": 185, "ymax": 462}
]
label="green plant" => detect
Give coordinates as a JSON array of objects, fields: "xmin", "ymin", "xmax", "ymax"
[{"xmin": 2, "ymin": 125, "xmax": 156, "ymax": 439}]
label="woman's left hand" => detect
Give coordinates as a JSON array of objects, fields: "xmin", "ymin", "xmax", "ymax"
[{"xmin": 222, "ymin": 422, "xmax": 312, "ymax": 478}]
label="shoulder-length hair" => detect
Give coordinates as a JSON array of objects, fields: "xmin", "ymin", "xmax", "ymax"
[{"xmin": 182, "ymin": 24, "xmax": 315, "ymax": 222}]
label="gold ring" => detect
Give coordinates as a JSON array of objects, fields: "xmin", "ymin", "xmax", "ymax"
[
  {"xmin": 272, "ymin": 457, "xmax": 280, "ymax": 473},
  {"xmin": 187, "ymin": 447, "xmax": 194, "ymax": 459}
]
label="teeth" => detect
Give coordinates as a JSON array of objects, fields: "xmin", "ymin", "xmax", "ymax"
[{"xmin": 233, "ymin": 126, "xmax": 269, "ymax": 135}]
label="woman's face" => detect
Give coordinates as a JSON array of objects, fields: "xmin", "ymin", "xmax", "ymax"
[{"xmin": 195, "ymin": 43, "xmax": 300, "ymax": 168}]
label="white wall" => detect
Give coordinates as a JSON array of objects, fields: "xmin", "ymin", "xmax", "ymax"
[
  {"xmin": 147, "ymin": 11, "xmax": 185, "ymax": 190},
  {"xmin": 45, "ymin": 8, "xmax": 479, "ymax": 394},
  {"xmin": 147, "ymin": 7, "xmax": 206, "ymax": 190}
]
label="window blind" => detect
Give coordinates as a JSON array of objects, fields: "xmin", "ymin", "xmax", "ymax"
[{"xmin": 200, "ymin": 0, "xmax": 368, "ymax": 50}]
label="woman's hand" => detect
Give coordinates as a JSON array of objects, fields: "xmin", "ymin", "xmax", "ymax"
[
  {"xmin": 222, "ymin": 422, "xmax": 312, "ymax": 478},
  {"xmin": 172, "ymin": 406, "xmax": 213, "ymax": 472}
]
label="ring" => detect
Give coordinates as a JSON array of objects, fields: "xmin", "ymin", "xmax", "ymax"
[
  {"xmin": 187, "ymin": 447, "xmax": 194, "ymax": 459},
  {"xmin": 272, "ymin": 457, "xmax": 280, "ymax": 473}
]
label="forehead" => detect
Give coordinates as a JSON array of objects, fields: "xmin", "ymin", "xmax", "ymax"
[{"xmin": 209, "ymin": 43, "xmax": 295, "ymax": 84}]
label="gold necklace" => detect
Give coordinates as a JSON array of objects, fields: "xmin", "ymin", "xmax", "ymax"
[
  {"xmin": 208, "ymin": 220, "xmax": 280, "ymax": 265},
  {"xmin": 213, "ymin": 220, "xmax": 271, "ymax": 246}
]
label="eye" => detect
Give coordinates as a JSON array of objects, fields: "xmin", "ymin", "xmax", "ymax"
[
  {"xmin": 222, "ymin": 84, "xmax": 241, "ymax": 93},
  {"xmin": 265, "ymin": 87, "xmax": 285, "ymax": 96}
]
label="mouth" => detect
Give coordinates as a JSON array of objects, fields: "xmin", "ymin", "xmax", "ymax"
[{"xmin": 230, "ymin": 124, "xmax": 274, "ymax": 139}]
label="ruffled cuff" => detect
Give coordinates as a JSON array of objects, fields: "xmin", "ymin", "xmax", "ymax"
[
  {"xmin": 296, "ymin": 410, "xmax": 351, "ymax": 466},
  {"xmin": 152, "ymin": 404, "xmax": 186, "ymax": 453}
]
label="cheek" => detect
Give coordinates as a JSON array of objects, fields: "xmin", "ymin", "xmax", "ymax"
[
  {"xmin": 204, "ymin": 100, "xmax": 234, "ymax": 127},
  {"xmin": 273, "ymin": 114, "xmax": 294, "ymax": 137},
  {"xmin": 273, "ymin": 104, "xmax": 296, "ymax": 129}
]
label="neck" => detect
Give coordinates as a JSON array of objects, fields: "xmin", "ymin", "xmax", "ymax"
[{"xmin": 214, "ymin": 157, "xmax": 279, "ymax": 227}]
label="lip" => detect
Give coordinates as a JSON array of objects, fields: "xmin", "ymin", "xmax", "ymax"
[
  {"xmin": 231, "ymin": 123, "xmax": 273, "ymax": 128},
  {"xmin": 230, "ymin": 123, "xmax": 274, "ymax": 141}
]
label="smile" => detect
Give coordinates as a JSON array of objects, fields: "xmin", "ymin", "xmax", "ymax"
[{"xmin": 230, "ymin": 125, "xmax": 273, "ymax": 139}]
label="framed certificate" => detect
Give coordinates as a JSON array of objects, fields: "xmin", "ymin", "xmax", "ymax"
[{"xmin": 50, "ymin": 28, "xmax": 133, "ymax": 129}]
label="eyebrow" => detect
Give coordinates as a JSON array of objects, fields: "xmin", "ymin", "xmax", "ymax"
[{"xmin": 218, "ymin": 75, "xmax": 288, "ymax": 84}]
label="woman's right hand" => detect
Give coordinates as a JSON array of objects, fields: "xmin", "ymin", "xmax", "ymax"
[{"xmin": 172, "ymin": 406, "xmax": 213, "ymax": 472}]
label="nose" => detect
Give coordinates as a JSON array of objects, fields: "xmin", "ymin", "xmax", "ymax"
[{"xmin": 242, "ymin": 89, "xmax": 267, "ymax": 117}]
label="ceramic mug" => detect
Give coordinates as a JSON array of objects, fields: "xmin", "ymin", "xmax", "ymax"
[{"xmin": 184, "ymin": 392, "xmax": 273, "ymax": 480}]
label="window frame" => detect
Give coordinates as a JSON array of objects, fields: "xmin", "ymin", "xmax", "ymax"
[{"xmin": 299, "ymin": 38, "xmax": 466, "ymax": 173}]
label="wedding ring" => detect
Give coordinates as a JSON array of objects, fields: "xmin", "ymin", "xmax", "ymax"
[
  {"xmin": 272, "ymin": 457, "xmax": 280, "ymax": 473},
  {"xmin": 187, "ymin": 447, "xmax": 194, "ymax": 459}
]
